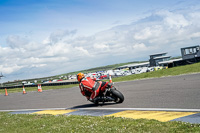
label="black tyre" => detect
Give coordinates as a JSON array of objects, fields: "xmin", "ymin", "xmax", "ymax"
[
  {"xmin": 93, "ymin": 100, "xmax": 99, "ymax": 105},
  {"xmin": 111, "ymin": 89, "xmax": 124, "ymax": 103}
]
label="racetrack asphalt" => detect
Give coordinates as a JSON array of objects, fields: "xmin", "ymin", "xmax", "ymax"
[{"xmin": 1, "ymin": 73, "xmax": 200, "ymax": 123}]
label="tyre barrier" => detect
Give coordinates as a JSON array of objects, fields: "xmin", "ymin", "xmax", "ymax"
[{"xmin": 0, "ymin": 81, "xmax": 79, "ymax": 89}]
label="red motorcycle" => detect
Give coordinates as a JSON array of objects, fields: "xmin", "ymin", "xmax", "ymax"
[{"xmin": 91, "ymin": 82, "xmax": 124, "ymax": 105}]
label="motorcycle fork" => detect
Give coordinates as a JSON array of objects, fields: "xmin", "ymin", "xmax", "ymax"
[{"xmin": 103, "ymin": 87, "xmax": 110, "ymax": 97}]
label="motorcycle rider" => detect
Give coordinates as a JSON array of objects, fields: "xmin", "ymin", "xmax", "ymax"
[{"xmin": 77, "ymin": 73, "xmax": 109, "ymax": 102}]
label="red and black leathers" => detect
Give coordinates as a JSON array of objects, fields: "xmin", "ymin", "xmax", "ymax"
[{"xmin": 79, "ymin": 77, "xmax": 108, "ymax": 101}]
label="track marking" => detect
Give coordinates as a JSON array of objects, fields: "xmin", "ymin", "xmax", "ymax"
[
  {"xmin": 5, "ymin": 108, "xmax": 200, "ymax": 123},
  {"xmin": 75, "ymin": 108, "xmax": 200, "ymax": 112},
  {"xmin": 68, "ymin": 109, "xmax": 124, "ymax": 116},
  {"xmin": 1, "ymin": 107, "xmax": 200, "ymax": 112},
  {"xmin": 32, "ymin": 110, "xmax": 76, "ymax": 115},
  {"xmin": 105, "ymin": 110, "xmax": 197, "ymax": 122},
  {"xmin": 0, "ymin": 108, "xmax": 67, "ymax": 112}
]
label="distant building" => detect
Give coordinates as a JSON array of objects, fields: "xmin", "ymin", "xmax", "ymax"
[
  {"xmin": 181, "ymin": 45, "xmax": 200, "ymax": 60},
  {"xmin": 117, "ymin": 45, "xmax": 200, "ymax": 70},
  {"xmin": 159, "ymin": 45, "xmax": 200, "ymax": 67},
  {"xmin": 149, "ymin": 53, "xmax": 171, "ymax": 67},
  {"xmin": 117, "ymin": 62, "xmax": 149, "ymax": 70},
  {"xmin": 158, "ymin": 58, "xmax": 182, "ymax": 68}
]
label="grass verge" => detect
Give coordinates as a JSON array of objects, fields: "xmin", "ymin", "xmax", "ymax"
[
  {"xmin": 0, "ymin": 112, "xmax": 200, "ymax": 133},
  {"xmin": 111, "ymin": 62, "xmax": 200, "ymax": 82},
  {"xmin": 0, "ymin": 84, "xmax": 78, "ymax": 94}
]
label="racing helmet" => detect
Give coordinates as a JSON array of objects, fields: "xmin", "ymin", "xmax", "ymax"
[{"xmin": 77, "ymin": 73, "xmax": 85, "ymax": 82}]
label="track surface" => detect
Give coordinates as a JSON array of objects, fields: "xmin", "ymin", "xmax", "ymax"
[{"xmin": 0, "ymin": 73, "xmax": 200, "ymax": 110}]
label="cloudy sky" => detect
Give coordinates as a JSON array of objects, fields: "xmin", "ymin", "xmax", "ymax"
[{"xmin": 1, "ymin": 0, "xmax": 200, "ymax": 82}]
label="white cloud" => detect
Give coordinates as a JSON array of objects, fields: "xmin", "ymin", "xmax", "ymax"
[
  {"xmin": 132, "ymin": 43, "xmax": 148, "ymax": 50},
  {"xmin": 6, "ymin": 35, "xmax": 28, "ymax": 49},
  {"xmin": 157, "ymin": 10, "xmax": 190, "ymax": 28},
  {"xmin": 93, "ymin": 43, "xmax": 109, "ymax": 49},
  {"xmin": 1, "ymin": 5, "xmax": 200, "ymax": 82},
  {"xmin": 31, "ymin": 64, "xmax": 47, "ymax": 68},
  {"xmin": 48, "ymin": 29, "xmax": 77, "ymax": 44},
  {"xmin": 190, "ymin": 32, "xmax": 200, "ymax": 38},
  {"xmin": 133, "ymin": 25, "xmax": 162, "ymax": 40},
  {"xmin": 74, "ymin": 46, "xmax": 91, "ymax": 57},
  {"xmin": 0, "ymin": 64, "xmax": 23, "ymax": 74}
]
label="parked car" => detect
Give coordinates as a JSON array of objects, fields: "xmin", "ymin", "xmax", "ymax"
[
  {"xmin": 154, "ymin": 66, "xmax": 163, "ymax": 71},
  {"xmin": 131, "ymin": 67, "xmax": 148, "ymax": 74},
  {"xmin": 99, "ymin": 75, "xmax": 108, "ymax": 79},
  {"xmin": 106, "ymin": 70, "xmax": 115, "ymax": 75},
  {"xmin": 124, "ymin": 71, "xmax": 132, "ymax": 76},
  {"xmin": 147, "ymin": 67, "xmax": 155, "ymax": 72},
  {"xmin": 114, "ymin": 70, "xmax": 124, "ymax": 76}
]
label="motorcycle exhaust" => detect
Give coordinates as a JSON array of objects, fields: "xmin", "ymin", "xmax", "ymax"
[{"xmin": 95, "ymin": 96, "xmax": 115, "ymax": 102}]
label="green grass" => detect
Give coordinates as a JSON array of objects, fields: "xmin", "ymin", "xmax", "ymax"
[
  {"xmin": 0, "ymin": 112, "xmax": 199, "ymax": 133},
  {"xmin": 0, "ymin": 84, "xmax": 78, "ymax": 94},
  {"xmin": 111, "ymin": 62, "xmax": 200, "ymax": 82}
]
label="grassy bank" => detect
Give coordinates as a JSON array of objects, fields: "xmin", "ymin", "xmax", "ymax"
[
  {"xmin": 0, "ymin": 84, "xmax": 77, "ymax": 94},
  {"xmin": 0, "ymin": 112, "xmax": 199, "ymax": 133},
  {"xmin": 111, "ymin": 62, "xmax": 200, "ymax": 82}
]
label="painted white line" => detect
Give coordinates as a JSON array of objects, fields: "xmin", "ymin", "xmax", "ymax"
[
  {"xmin": 0, "ymin": 108, "xmax": 67, "ymax": 112},
  {"xmin": 114, "ymin": 72, "xmax": 200, "ymax": 84},
  {"xmin": 1, "ymin": 107, "xmax": 200, "ymax": 112},
  {"xmin": 76, "ymin": 108, "xmax": 200, "ymax": 112}
]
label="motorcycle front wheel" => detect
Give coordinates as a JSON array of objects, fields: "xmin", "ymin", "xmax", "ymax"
[{"xmin": 111, "ymin": 89, "xmax": 124, "ymax": 103}]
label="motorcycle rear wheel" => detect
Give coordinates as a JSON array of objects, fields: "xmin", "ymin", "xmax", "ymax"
[{"xmin": 111, "ymin": 89, "xmax": 124, "ymax": 103}]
